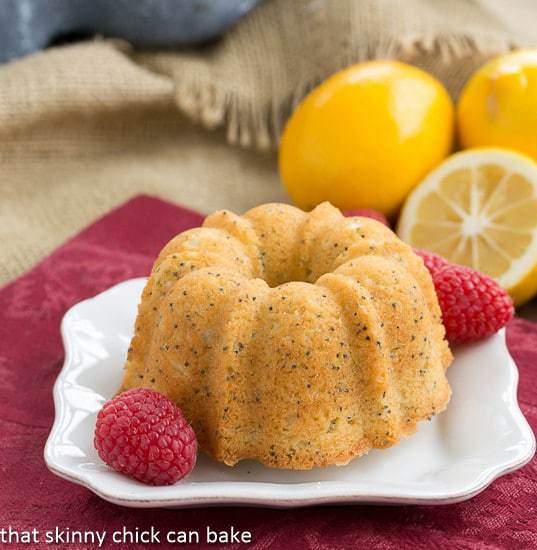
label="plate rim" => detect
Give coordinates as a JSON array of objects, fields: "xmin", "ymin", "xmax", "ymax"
[{"xmin": 44, "ymin": 278, "xmax": 536, "ymax": 508}]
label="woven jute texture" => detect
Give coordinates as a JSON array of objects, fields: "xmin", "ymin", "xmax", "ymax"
[{"xmin": 1, "ymin": 0, "xmax": 537, "ymax": 286}]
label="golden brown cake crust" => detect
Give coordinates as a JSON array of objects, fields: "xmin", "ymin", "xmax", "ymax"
[{"xmin": 121, "ymin": 202, "xmax": 452, "ymax": 469}]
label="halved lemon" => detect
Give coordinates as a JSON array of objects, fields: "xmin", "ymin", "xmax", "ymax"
[{"xmin": 397, "ymin": 148, "xmax": 537, "ymax": 305}]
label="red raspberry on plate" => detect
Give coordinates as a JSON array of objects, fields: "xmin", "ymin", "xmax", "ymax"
[
  {"xmin": 432, "ymin": 264, "xmax": 514, "ymax": 344},
  {"xmin": 413, "ymin": 248, "xmax": 450, "ymax": 276},
  {"xmin": 94, "ymin": 388, "xmax": 197, "ymax": 485},
  {"xmin": 343, "ymin": 208, "xmax": 390, "ymax": 227}
]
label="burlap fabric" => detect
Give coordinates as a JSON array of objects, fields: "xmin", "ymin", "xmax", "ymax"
[{"xmin": 1, "ymin": 0, "xmax": 537, "ymax": 286}]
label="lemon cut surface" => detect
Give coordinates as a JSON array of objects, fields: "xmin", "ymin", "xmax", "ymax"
[{"xmin": 397, "ymin": 149, "xmax": 537, "ymax": 305}]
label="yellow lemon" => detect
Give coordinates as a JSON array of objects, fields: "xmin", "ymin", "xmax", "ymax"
[
  {"xmin": 279, "ymin": 60, "xmax": 454, "ymax": 217},
  {"xmin": 397, "ymin": 148, "xmax": 537, "ymax": 306},
  {"xmin": 458, "ymin": 49, "xmax": 537, "ymax": 160}
]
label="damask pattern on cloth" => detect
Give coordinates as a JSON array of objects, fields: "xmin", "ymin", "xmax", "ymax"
[{"xmin": 0, "ymin": 195, "xmax": 535, "ymax": 549}]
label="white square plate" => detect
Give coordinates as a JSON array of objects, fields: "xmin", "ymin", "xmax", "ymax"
[{"xmin": 45, "ymin": 278, "xmax": 535, "ymax": 508}]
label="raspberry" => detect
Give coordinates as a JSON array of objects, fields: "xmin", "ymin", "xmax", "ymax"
[
  {"xmin": 432, "ymin": 264, "xmax": 514, "ymax": 343},
  {"xmin": 343, "ymin": 208, "xmax": 390, "ymax": 227},
  {"xmin": 413, "ymin": 248, "xmax": 450, "ymax": 276},
  {"xmin": 94, "ymin": 388, "xmax": 197, "ymax": 485}
]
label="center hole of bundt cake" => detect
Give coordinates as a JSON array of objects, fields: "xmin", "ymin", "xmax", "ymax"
[{"xmin": 260, "ymin": 265, "xmax": 319, "ymax": 288}]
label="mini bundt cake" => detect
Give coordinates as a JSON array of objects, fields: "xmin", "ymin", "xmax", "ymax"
[{"xmin": 121, "ymin": 202, "xmax": 452, "ymax": 469}]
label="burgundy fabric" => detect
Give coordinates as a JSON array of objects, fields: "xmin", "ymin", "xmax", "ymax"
[{"xmin": 1, "ymin": 195, "xmax": 536, "ymax": 549}]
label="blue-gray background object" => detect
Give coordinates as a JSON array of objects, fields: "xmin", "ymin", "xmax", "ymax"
[{"xmin": 0, "ymin": 0, "xmax": 260, "ymax": 63}]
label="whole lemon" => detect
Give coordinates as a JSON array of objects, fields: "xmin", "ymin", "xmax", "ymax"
[
  {"xmin": 278, "ymin": 60, "xmax": 454, "ymax": 216},
  {"xmin": 458, "ymin": 50, "xmax": 537, "ymax": 161}
]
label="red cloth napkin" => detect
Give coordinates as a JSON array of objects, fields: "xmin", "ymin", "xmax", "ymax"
[{"xmin": 1, "ymin": 195, "xmax": 536, "ymax": 549}]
